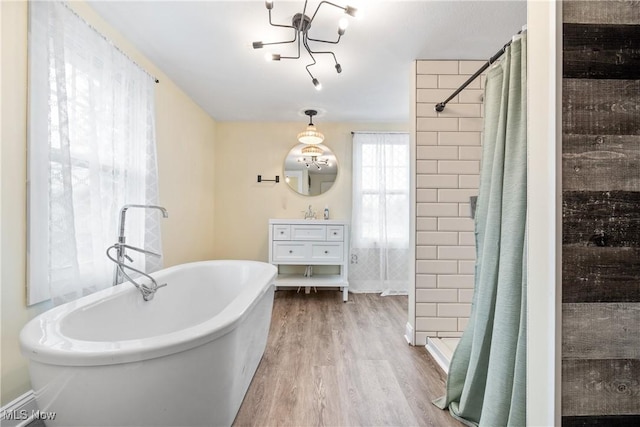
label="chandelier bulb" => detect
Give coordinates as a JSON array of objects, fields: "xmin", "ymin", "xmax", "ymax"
[
  {"xmin": 265, "ymin": 53, "xmax": 281, "ymax": 61},
  {"xmin": 344, "ymin": 5, "xmax": 358, "ymax": 18},
  {"xmin": 335, "ymin": 63, "xmax": 342, "ymax": 74},
  {"xmin": 312, "ymin": 78, "xmax": 322, "ymax": 91},
  {"xmin": 253, "ymin": 41, "xmax": 264, "ymax": 49},
  {"xmin": 265, "ymin": 1, "xmax": 273, "ymax": 10},
  {"xmin": 338, "ymin": 18, "xmax": 349, "ymax": 34}
]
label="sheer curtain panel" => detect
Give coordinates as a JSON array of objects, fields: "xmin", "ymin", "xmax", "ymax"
[
  {"xmin": 350, "ymin": 132, "xmax": 410, "ymax": 294},
  {"xmin": 28, "ymin": 1, "xmax": 162, "ymax": 305}
]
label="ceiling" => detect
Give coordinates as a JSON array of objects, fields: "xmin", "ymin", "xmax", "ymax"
[{"xmin": 87, "ymin": 0, "xmax": 526, "ymax": 123}]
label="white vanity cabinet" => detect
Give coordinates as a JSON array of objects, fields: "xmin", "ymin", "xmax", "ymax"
[{"xmin": 269, "ymin": 219, "xmax": 349, "ymax": 302}]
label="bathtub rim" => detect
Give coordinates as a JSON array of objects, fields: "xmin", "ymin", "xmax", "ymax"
[{"xmin": 19, "ymin": 260, "xmax": 276, "ymax": 367}]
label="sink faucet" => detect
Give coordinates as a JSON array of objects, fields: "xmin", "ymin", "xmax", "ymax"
[
  {"xmin": 303, "ymin": 204, "xmax": 316, "ymax": 219},
  {"xmin": 108, "ymin": 204, "xmax": 169, "ymax": 301}
]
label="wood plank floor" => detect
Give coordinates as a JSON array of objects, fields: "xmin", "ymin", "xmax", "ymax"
[{"xmin": 233, "ymin": 291, "xmax": 462, "ymax": 427}]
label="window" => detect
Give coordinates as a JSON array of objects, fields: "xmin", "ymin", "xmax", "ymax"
[
  {"xmin": 28, "ymin": 1, "xmax": 161, "ymax": 305},
  {"xmin": 352, "ymin": 132, "xmax": 410, "ymax": 247},
  {"xmin": 349, "ymin": 132, "xmax": 410, "ymax": 294}
]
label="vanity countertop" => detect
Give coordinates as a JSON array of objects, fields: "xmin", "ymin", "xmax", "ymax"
[{"xmin": 269, "ymin": 219, "xmax": 349, "ymax": 225}]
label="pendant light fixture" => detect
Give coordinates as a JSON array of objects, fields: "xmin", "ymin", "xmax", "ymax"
[
  {"xmin": 301, "ymin": 145, "xmax": 324, "ymax": 157},
  {"xmin": 297, "ymin": 109, "xmax": 324, "ymax": 145},
  {"xmin": 253, "ymin": 0, "xmax": 358, "ymax": 89}
]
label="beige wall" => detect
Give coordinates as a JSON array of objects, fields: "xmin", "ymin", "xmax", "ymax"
[
  {"xmin": 414, "ymin": 60, "xmax": 485, "ymax": 345},
  {"xmin": 0, "ymin": 0, "xmax": 217, "ymax": 405},
  {"xmin": 213, "ymin": 121, "xmax": 408, "ymax": 262}
]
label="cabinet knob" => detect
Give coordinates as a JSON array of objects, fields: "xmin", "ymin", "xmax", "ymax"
[
  {"xmin": 289, "ymin": 250, "xmax": 293, "ymax": 254},
  {"xmin": 280, "ymin": 231, "xmax": 284, "ymax": 234},
  {"xmin": 333, "ymin": 232, "xmax": 337, "ymax": 235},
  {"xmin": 324, "ymin": 250, "xmax": 329, "ymax": 254}
]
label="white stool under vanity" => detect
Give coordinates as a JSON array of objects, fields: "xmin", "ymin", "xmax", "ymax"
[{"xmin": 268, "ymin": 219, "xmax": 349, "ymax": 302}]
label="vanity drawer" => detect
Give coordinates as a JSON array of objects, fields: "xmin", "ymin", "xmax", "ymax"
[
  {"xmin": 326, "ymin": 226, "xmax": 344, "ymax": 241},
  {"xmin": 310, "ymin": 243, "xmax": 343, "ymax": 262},
  {"xmin": 272, "ymin": 225, "xmax": 291, "ymax": 240},
  {"xmin": 272, "ymin": 242, "xmax": 308, "ymax": 262},
  {"xmin": 291, "ymin": 225, "xmax": 326, "ymax": 241}
]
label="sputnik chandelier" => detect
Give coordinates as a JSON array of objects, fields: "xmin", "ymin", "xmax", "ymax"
[
  {"xmin": 253, "ymin": 0, "xmax": 358, "ymax": 90},
  {"xmin": 298, "ymin": 145, "xmax": 330, "ymax": 170}
]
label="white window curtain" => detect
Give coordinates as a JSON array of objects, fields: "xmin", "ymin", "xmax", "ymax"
[
  {"xmin": 350, "ymin": 132, "xmax": 410, "ymax": 295},
  {"xmin": 28, "ymin": 1, "xmax": 162, "ymax": 305}
]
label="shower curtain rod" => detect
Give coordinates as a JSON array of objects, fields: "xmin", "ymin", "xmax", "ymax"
[{"xmin": 434, "ymin": 29, "xmax": 524, "ymax": 113}]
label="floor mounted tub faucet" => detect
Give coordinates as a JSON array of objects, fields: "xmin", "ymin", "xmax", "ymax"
[{"xmin": 107, "ymin": 204, "xmax": 169, "ymax": 301}]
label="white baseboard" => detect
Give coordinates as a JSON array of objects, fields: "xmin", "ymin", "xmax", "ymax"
[
  {"xmin": 404, "ymin": 322, "xmax": 414, "ymax": 345},
  {"xmin": 0, "ymin": 390, "xmax": 39, "ymax": 427},
  {"xmin": 426, "ymin": 337, "xmax": 453, "ymax": 374}
]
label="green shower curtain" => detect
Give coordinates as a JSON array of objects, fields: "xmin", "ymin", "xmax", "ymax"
[{"xmin": 434, "ymin": 33, "xmax": 527, "ymax": 426}]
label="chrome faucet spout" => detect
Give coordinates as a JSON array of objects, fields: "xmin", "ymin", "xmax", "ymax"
[
  {"xmin": 303, "ymin": 204, "xmax": 316, "ymax": 219},
  {"xmin": 112, "ymin": 204, "xmax": 169, "ymax": 290},
  {"xmin": 118, "ymin": 204, "xmax": 168, "ymax": 242}
]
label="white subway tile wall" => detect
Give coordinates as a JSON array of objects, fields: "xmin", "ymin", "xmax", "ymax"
[
  {"xmin": 414, "ymin": 60, "xmax": 483, "ymax": 343},
  {"xmin": 417, "ymin": 60, "xmax": 459, "ymax": 75}
]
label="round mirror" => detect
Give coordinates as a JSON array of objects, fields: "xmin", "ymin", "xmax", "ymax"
[{"xmin": 284, "ymin": 143, "xmax": 338, "ymax": 196}]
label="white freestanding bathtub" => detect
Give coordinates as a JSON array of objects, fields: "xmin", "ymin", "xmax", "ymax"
[{"xmin": 20, "ymin": 260, "xmax": 277, "ymax": 427}]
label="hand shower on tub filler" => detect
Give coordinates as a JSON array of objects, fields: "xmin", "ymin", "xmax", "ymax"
[{"xmin": 106, "ymin": 204, "xmax": 169, "ymax": 301}]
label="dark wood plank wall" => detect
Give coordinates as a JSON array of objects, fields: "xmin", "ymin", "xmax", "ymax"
[{"xmin": 562, "ymin": 2, "xmax": 640, "ymax": 426}]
